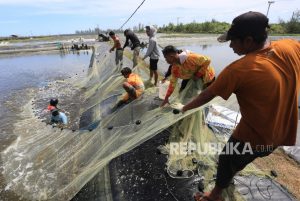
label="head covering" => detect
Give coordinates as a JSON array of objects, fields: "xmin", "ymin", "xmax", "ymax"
[
  {"xmin": 109, "ymin": 31, "xmax": 115, "ymax": 36},
  {"xmin": 218, "ymin": 11, "xmax": 270, "ymax": 42},
  {"xmin": 124, "ymin": 29, "xmax": 130, "ymax": 36},
  {"xmin": 145, "ymin": 25, "xmax": 157, "ymax": 37}
]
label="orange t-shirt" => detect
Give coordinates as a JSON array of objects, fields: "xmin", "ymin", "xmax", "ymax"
[
  {"xmin": 122, "ymin": 73, "xmax": 145, "ymax": 101},
  {"xmin": 209, "ymin": 39, "xmax": 300, "ymax": 147}
]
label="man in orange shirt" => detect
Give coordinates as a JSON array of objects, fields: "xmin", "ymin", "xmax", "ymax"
[
  {"xmin": 116, "ymin": 67, "xmax": 145, "ymax": 107},
  {"xmin": 161, "ymin": 46, "xmax": 215, "ymax": 107},
  {"xmin": 181, "ymin": 11, "xmax": 300, "ymax": 201},
  {"xmin": 109, "ymin": 31, "xmax": 123, "ymax": 69}
]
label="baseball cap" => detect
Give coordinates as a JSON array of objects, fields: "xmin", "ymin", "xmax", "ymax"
[{"xmin": 218, "ymin": 11, "xmax": 270, "ymax": 42}]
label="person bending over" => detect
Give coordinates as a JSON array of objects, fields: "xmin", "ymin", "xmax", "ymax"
[
  {"xmin": 116, "ymin": 67, "xmax": 145, "ymax": 107},
  {"xmin": 161, "ymin": 45, "xmax": 215, "ymax": 107}
]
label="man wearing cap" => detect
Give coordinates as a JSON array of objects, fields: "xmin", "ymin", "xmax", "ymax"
[
  {"xmin": 181, "ymin": 11, "xmax": 300, "ymax": 201},
  {"xmin": 161, "ymin": 45, "xmax": 215, "ymax": 107},
  {"xmin": 109, "ymin": 31, "xmax": 123, "ymax": 69},
  {"xmin": 123, "ymin": 29, "xmax": 141, "ymax": 67}
]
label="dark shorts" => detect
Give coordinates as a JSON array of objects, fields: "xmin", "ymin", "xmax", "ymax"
[
  {"xmin": 150, "ymin": 59, "xmax": 158, "ymax": 71},
  {"xmin": 216, "ymin": 137, "xmax": 274, "ymax": 188}
]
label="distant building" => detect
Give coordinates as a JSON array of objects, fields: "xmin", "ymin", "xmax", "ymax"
[{"xmin": 10, "ymin": 35, "xmax": 18, "ymax": 38}]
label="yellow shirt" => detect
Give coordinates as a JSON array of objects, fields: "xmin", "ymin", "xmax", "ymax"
[{"xmin": 166, "ymin": 53, "xmax": 215, "ymax": 97}]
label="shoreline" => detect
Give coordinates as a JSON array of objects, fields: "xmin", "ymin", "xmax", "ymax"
[{"xmin": 0, "ymin": 44, "xmax": 92, "ymax": 200}]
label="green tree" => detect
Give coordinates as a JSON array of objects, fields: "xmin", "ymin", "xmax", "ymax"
[
  {"xmin": 286, "ymin": 10, "xmax": 300, "ymax": 33},
  {"xmin": 279, "ymin": 10, "xmax": 300, "ymax": 34}
]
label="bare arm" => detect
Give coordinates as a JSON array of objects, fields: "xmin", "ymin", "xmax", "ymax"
[
  {"xmin": 123, "ymin": 36, "xmax": 129, "ymax": 49},
  {"xmin": 182, "ymin": 87, "xmax": 216, "ymax": 112}
]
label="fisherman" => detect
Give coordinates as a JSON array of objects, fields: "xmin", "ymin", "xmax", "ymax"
[
  {"xmin": 123, "ymin": 29, "xmax": 141, "ymax": 68},
  {"xmin": 180, "ymin": 11, "xmax": 300, "ymax": 201},
  {"xmin": 47, "ymin": 98, "xmax": 58, "ymax": 111},
  {"xmin": 109, "ymin": 31, "xmax": 123, "ymax": 69},
  {"xmin": 51, "ymin": 109, "xmax": 68, "ymax": 125},
  {"xmin": 160, "ymin": 45, "xmax": 215, "ymax": 107},
  {"xmin": 98, "ymin": 33, "xmax": 109, "ymax": 42},
  {"xmin": 161, "ymin": 49, "xmax": 191, "ymax": 92},
  {"xmin": 142, "ymin": 25, "xmax": 160, "ymax": 86},
  {"xmin": 116, "ymin": 67, "xmax": 145, "ymax": 107}
]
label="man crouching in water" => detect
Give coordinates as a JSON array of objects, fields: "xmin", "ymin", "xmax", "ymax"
[{"xmin": 116, "ymin": 67, "xmax": 145, "ymax": 107}]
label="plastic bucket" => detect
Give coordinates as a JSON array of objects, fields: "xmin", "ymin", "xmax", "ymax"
[{"xmin": 158, "ymin": 81, "xmax": 170, "ymax": 100}]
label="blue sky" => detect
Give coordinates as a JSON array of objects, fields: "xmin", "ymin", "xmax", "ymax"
[{"xmin": 0, "ymin": 0, "xmax": 299, "ymax": 36}]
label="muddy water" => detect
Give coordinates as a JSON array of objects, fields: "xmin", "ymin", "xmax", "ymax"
[{"xmin": 0, "ymin": 50, "xmax": 91, "ymax": 200}]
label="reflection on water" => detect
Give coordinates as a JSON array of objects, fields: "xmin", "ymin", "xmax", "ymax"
[
  {"xmin": 141, "ymin": 41, "xmax": 239, "ymax": 76},
  {"xmin": 0, "ymin": 51, "xmax": 91, "ymax": 135},
  {"xmin": 178, "ymin": 36, "xmax": 300, "ymax": 76},
  {"xmin": 0, "ymin": 51, "xmax": 90, "ymax": 98}
]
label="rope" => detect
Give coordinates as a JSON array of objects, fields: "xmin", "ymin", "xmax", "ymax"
[{"xmin": 119, "ymin": 0, "xmax": 147, "ymax": 30}]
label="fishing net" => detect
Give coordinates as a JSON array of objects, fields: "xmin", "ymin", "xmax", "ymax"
[{"xmin": 0, "ymin": 42, "xmax": 274, "ymax": 201}]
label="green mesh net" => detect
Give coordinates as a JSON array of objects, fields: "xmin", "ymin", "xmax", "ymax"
[{"xmin": 1, "ymin": 43, "xmax": 267, "ymax": 201}]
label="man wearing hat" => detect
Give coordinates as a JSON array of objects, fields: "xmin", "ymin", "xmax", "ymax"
[{"xmin": 181, "ymin": 11, "xmax": 300, "ymax": 201}]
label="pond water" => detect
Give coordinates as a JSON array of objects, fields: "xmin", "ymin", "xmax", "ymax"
[
  {"xmin": 0, "ymin": 51, "xmax": 91, "ymax": 142},
  {"xmin": 178, "ymin": 42, "xmax": 240, "ymax": 75},
  {"xmin": 0, "ymin": 50, "xmax": 92, "ymax": 200},
  {"xmin": 0, "ymin": 52, "xmax": 90, "ymax": 96}
]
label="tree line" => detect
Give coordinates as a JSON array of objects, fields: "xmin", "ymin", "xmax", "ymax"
[
  {"xmin": 75, "ymin": 10, "xmax": 300, "ymax": 35},
  {"xmin": 158, "ymin": 10, "xmax": 300, "ymax": 34}
]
